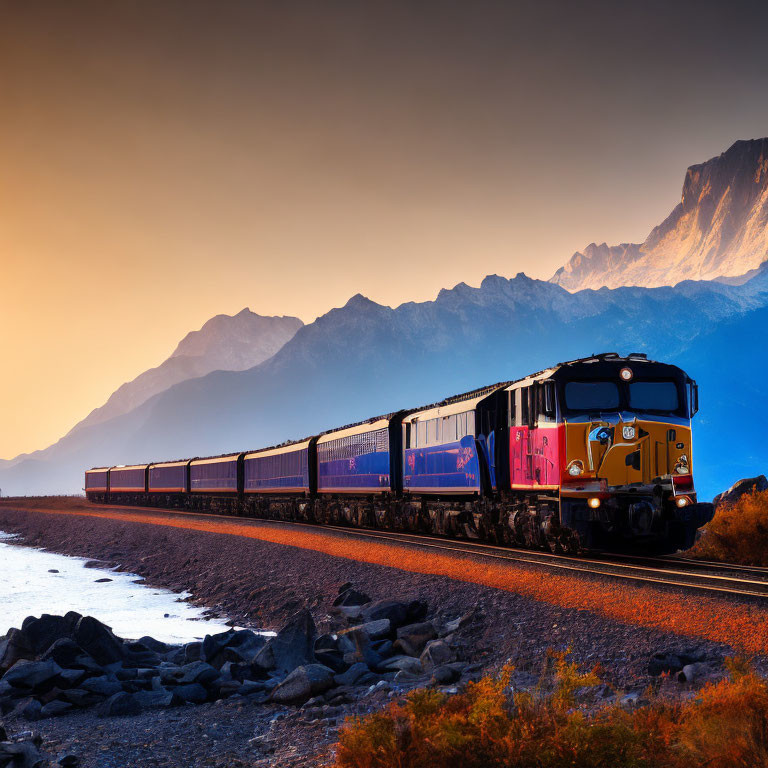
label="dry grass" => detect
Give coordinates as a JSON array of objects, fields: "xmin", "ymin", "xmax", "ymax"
[
  {"xmin": 690, "ymin": 489, "xmax": 768, "ymax": 566},
  {"xmin": 6, "ymin": 500, "xmax": 768, "ymax": 653},
  {"xmin": 334, "ymin": 657, "xmax": 768, "ymax": 768}
]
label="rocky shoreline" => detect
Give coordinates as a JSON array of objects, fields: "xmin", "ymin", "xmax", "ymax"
[{"xmin": 0, "ymin": 500, "xmax": 763, "ymax": 766}]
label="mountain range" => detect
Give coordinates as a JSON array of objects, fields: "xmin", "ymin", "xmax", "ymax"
[
  {"xmin": 3, "ymin": 137, "xmax": 768, "ymax": 501},
  {"xmin": 551, "ymin": 139, "xmax": 768, "ymax": 291}
]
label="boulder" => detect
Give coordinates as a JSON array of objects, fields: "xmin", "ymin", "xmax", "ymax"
[
  {"xmin": 172, "ymin": 683, "xmax": 208, "ymax": 704},
  {"xmin": 0, "ymin": 628, "xmax": 34, "ymax": 672},
  {"xmin": 419, "ymin": 640, "xmax": 454, "ymax": 672},
  {"xmin": 176, "ymin": 661, "xmax": 220, "ymax": 686},
  {"xmin": 39, "ymin": 638, "xmax": 83, "ymax": 669},
  {"xmin": 333, "ymin": 662, "xmax": 370, "ymax": 687},
  {"xmin": 394, "ymin": 622, "xmax": 437, "ymax": 657},
  {"xmin": 253, "ymin": 610, "xmax": 316, "ymax": 675},
  {"xmin": 431, "ymin": 663, "xmax": 465, "ymax": 685},
  {"xmin": 0, "ymin": 738, "xmax": 46, "ymax": 768},
  {"xmin": 361, "ymin": 601, "xmax": 409, "ymax": 629},
  {"xmin": 314, "ymin": 649, "xmax": 346, "ymax": 674},
  {"xmin": 10, "ymin": 696, "xmax": 43, "ymax": 721},
  {"xmin": 73, "ymin": 617, "xmax": 125, "ymax": 666},
  {"xmin": 337, "ymin": 620, "xmax": 391, "ymax": 652},
  {"xmin": 98, "ymin": 692, "xmax": 141, "ymax": 717},
  {"xmin": 58, "ymin": 669, "xmax": 85, "ymax": 687},
  {"xmin": 677, "ymin": 663, "xmax": 708, "ymax": 683},
  {"xmin": 135, "ymin": 636, "xmax": 171, "ymax": 654},
  {"xmin": 713, "ymin": 475, "xmax": 768, "ymax": 507},
  {"xmin": 22, "ymin": 614, "xmax": 78, "ymax": 655},
  {"xmin": 648, "ymin": 649, "xmax": 707, "ymax": 676},
  {"xmin": 60, "ymin": 688, "xmax": 99, "ymax": 707},
  {"xmin": 81, "ymin": 676, "xmax": 123, "ymax": 697},
  {"xmin": 333, "ymin": 589, "xmax": 371, "ymax": 607},
  {"xmin": 405, "ymin": 601, "xmax": 428, "ymax": 624},
  {"xmin": 270, "ymin": 664, "xmax": 335, "ymax": 704},
  {"xmin": 132, "ymin": 688, "xmax": 174, "ymax": 709},
  {"xmin": 40, "ymin": 700, "xmax": 74, "ymax": 718},
  {"xmin": 380, "ymin": 655, "xmax": 423, "ymax": 674},
  {"xmin": 3, "ymin": 659, "xmax": 63, "ymax": 690}
]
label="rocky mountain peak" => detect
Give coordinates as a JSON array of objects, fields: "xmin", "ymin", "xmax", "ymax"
[{"xmin": 551, "ymin": 138, "xmax": 768, "ymax": 291}]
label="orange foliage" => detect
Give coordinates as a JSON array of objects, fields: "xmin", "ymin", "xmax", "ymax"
[
  {"xmin": 334, "ymin": 660, "xmax": 768, "ymax": 768},
  {"xmin": 690, "ymin": 489, "xmax": 768, "ymax": 566},
  {"xmin": 6, "ymin": 499, "xmax": 768, "ymax": 653}
]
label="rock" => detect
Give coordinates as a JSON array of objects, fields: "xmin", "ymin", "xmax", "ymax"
[
  {"xmin": 361, "ymin": 600, "xmax": 409, "ymax": 629},
  {"xmin": 372, "ymin": 640, "xmax": 393, "ymax": 658},
  {"xmin": 405, "ymin": 600, "xmax": 428, "ymax": 624},
  {"xmin": 253, "ymin": 610, "xmax": 316, "ymax": 675},
  {"xmin": 94, "ymin": 578, "xmax": 112, "ymax": 583},
  {"xmin": 270, "ymin": 664, "xmax": 335, "ymax": 704},
  {"xmin": 431, "ymin": 663, "xmax": 464, "ymax": 685},
  {"xmin": 133, "ymin": 689, "xmax": 174, "ymax": 709},
  {"xmin": 39, "ymin": 639, "xmax": 86, "ymax": 669},
  {"xmin": 419, "ymin": 640, "xmax": 454, "ymax": 672},
  {"xmin": 0, "ymin": 628, "xmax": 34, "ymax": 672},
  {"xmin": 73, "ymin": 616, "xmax": 125, "ymax": 666},
  {"xmin": 333, "ymin": 605, "xmax": 363, "ymax": 621},
  {"xmin": 58, "ymin": 754, "xmax": 80, "ymax": 767},
  {"xmin": 172, "ymin": 683, "xmax": 208, "ymax": 703},
  {"xmin": 394, "ymin": 669, "xmax": 424, "ymax": 683},
  {"xmin": 3, "ymin": 659, "xmax": 63, "ymax": 690},
  {"xmin": 177, "ymin": 661, "xmax": 220, "ymax": 686},
  {"xmin": 442, "ymin": 612, "xmax": 474, "ymax": 635},
  {"xmin": 58, "ymin": 669, "xmax": 85, "ymax": 687},
  {"xmin": 40, "ymin": 700, "xmax": 74, "ymax": 718},
  {"xmin": 333, "ymin": 589, "xmax": 371, "ymax": 607},
  {"xmin": 98, "ymin": 692, "xmax": 141, "ymax": 717},
  {"xmin": 81, "ymin": 676, "xmax": 122, "ymax": 697},
  {"xmin": 183, "ymin": 642, "xmax": 202, "ymax": 663},
  {"xmin": 337, "ymin": 620, "xmax": 391, "ymax": 651},
  {"xmin": 394, "ymin": 621, "xmax": 437, "ymax": 657},
  {"xmin": 315, "ymin": 634, "xmax": 337, "ymax": 652},
  {"xmin": 11, "ymin": 697, "xmax": 43, "ymax": 721},
  {"xmin": 314, "ymin": 649, "xmax": 346, "ymax": 674},
  {"xmin": 678, "ymin": 663, "xmax": 708, "ymax": 683},
  {"xmin": 136, "ymin": 636, "xmax": 170, "ymax": 654},
  {"xmin": 0, "ymin": 739, "xmax": 46, "ymax": 768},
  {"xmin": 333, "ymin": 662, "xmax": 370, "ymax": 687},
  {"xmin": 22, "ymin": 614, "xmax": 78, "ymax": 655},
  {"xmin": 59, "ymin": 689, "xmax": 98, "ymax": 707},
  {"xmin": 714, "ymin": 475, "xmax": 768, "ymax": 507},
  {"xmin": 648, "ymin": 649, "xmax": 707, "ymax": 676},
  {"xmin": 380, "ymin": 655, "xmax": 423, "ymax": 674}
]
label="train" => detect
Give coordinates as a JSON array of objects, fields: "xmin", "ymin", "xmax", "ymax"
[{"xmin": 84, "ymin": 352, "xmax": 714, "ymax": 554}]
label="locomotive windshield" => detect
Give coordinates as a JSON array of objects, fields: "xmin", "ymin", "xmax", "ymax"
[
  {"xmin": 562, "ymin": 377, "xmax": 685, "ymax": 416},
  {"xmin": 627, "ymin": 381, "xmax": 679, "ymax": 412},
  {"xmin": 564, "ymin": 381, "xmax": 620, "ymax": 411}
]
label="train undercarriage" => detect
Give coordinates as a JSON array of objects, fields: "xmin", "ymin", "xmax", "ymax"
[{"xmin": 93, "ymin": 487, "xmax": 713, "ymax": 556}]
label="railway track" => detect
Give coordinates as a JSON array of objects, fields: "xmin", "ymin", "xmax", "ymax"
[{"xmin": 65, "ymin": 502, "xmax": 768, "ymax": 601}]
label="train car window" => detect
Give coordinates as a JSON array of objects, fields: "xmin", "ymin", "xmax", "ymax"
[
  {"xmin": 418, "ymin": 420, "xmax": 427, "ymax": 446},
  {"xmin": 508, "ymin": 391, "xmax": 516, "ymax": 427},
  {"xmin": 565, "ymin": 381, "xmax": 620, "ymax": 411},
  {"xmin": 467, "ymin": 410, "xmax": 476, "ymax": 436},
  {"xmin": 519, "ymin": 388, "xmax": 529, "ymax": 426},
  {"xmin": 405, "ymin": 423, "xmax": 412, "ymax": 449},
  {"xmin": 628, "ymin": 381, "xmax": 679, "ymax": 412}
]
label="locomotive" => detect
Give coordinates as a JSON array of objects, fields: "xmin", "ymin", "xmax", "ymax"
[{"xmin": 85, "ymin": 353, "xmax": 714, "ymax": 554}]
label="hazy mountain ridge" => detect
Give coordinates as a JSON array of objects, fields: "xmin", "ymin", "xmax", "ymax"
[
  {"xmin": 4, "ymin": 270, "xmax": 768, "ymax": 499},
  {"xmin": 551, "ymin": 139, "xmax": 768, "ymax": 291},
  {"xmin": 64, "ymin": 309, "xmax": 303, "ymax": 439}
]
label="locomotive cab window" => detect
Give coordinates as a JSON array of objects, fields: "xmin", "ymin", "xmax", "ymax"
[
  {"xmin": 628, "ymin": 381, "xmax": 679, "ymax": 413},
  {"xmin": 564, "ymin": 381, "xmax": 620, "ymax": 412}
]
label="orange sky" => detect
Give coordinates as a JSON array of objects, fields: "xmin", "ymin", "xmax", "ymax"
[{"xmin": 2, "ymin": 0, "xmax": 768, "ymax": 460}]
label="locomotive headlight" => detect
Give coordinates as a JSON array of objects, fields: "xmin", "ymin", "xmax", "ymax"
[
  {"xmin": 567, "ymin": 460, "xmax": 584, "ymax": 477},
  {"xmin": 675, "ymin": 454, "xmax": 689, "ymax": 474},
  {"xmin": 675, "ymin": 496, "xmax": 691, "ymax": 508},
  {"xmin": 588, "ymin": 497, "xmax": 601, "ymax": 509},
  {"xmin": 619, "ymin": 367, "xmax": 633, "ymax": 381}
]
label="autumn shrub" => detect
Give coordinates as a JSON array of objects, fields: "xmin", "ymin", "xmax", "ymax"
[
  {"xmin": 690, "ymin": 488, "xmax": 768, "ymax": 565},
  {"xmin": 334, "ymin": 657, "xmax": 768, "ymax": 768}
]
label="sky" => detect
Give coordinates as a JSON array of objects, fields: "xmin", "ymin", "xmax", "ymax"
[{"xmin": 2, "ymin": 0, "xmax": 768, "ymax": 459}]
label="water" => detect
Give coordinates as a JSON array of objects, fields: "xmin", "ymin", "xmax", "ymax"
[{"xmin": 0, "ymin": 532, "xmax": 235, "ymax": 644}]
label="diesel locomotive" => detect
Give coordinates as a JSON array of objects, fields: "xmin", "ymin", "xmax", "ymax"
[{"xmin": 85, "ymin": 353, "xmax": 714, "ymax": 554}]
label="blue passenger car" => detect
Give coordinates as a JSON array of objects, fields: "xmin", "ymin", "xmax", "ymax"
[
  {"xmin": 316, "ymin": 419, "xmax": 393, "ymax": 494},
  {"xmin": 244, "ymin": 440, "xmax": 311, "ymax": 494},
  {"xmin": 402, "ymin": 399, "xmax": 484, "ymax": 495}
]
